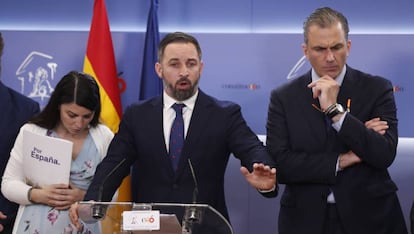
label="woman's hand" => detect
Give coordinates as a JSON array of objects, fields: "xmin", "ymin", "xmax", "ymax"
[{"xmin": 31, "ymin": 183, "xmax": 86, "ymax": 210}]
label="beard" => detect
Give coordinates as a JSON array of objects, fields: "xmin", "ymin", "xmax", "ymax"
[{"xmin": 165, "ymin": 76, "xmax": 199, "ymax": 101}]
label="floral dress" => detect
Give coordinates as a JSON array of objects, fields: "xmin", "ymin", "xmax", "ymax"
[{"xmin": 14, "ymin": 133, "xmax": 102, "ymax": 234}]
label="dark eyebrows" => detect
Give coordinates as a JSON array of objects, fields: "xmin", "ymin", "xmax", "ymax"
[
  {"xmin": 167, "ymin": 58, "xmax": 179, "ymax": 63},
  {"xmin": 67, "ymin": 110, "xmax": 93, "ymax": 118},
  {"xmin": 313, "ymin": 42, "xmax": 344, "ymax": 51},
  {"xmin": 331, "ymin": 43, "xmax": 344, "ymax": 50},
  {"xmin": 167, "ymin": 58, "xmax": 199, "ymax": 64},
  {"xmin": 187, "ymin": 58, "xmax": 198, "ymax": 63}
]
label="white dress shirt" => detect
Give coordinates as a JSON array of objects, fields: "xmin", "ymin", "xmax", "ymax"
[{"xmin": 163, "ymin": 90, "xmax": 198, "ymax": 153}]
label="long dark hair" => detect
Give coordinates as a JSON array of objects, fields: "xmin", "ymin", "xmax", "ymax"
[{"xmin": 30, "ymin": 70, "xmax": 101, "ymax": 129}]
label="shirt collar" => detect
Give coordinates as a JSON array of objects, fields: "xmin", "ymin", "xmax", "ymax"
[{"xmin": 163, "ymin": 89, "xmax": 198, "ymax": 111}]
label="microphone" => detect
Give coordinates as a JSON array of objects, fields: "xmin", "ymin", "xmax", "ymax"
[
  {"xmin": 184, "ymin": 158, "xmax": 201, "ymax": 225},
  {"xmin": 92, "ymin": 158, "xmax": 127, "ymax": 220},
  {"xmin": 188, "ymin": 158, "xmax": 199, "ymax": 204}
]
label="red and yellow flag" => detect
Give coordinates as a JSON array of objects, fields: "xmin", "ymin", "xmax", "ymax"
[
  {"xmin": 84, "ymin": 0, "xmax": 121, "ymax": 133},
  {"xmin": 84, "ymin": 0, "xmax": 131, "ymax": 202}
]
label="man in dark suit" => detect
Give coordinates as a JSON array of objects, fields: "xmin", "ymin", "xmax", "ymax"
[
  {"xmin": 0, "ymin": 32, "xmax": 40, "ymax": 233},
  {"xmin": 70, "ymin": 32, "xmax": 277, "ymax": 232},
  {"xmin": 266, "ymin": 7, "xmax": 407, "ymax": 234}
]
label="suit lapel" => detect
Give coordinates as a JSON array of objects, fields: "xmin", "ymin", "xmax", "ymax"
[
  {"xmin": 149, "ymin": 97, "xmax": 177, "ymax": 176},
  {"xmin": 337, "ymin": 66, "xmax": 357, "ymax": 111},
  {"xmin": 174, "ymin": 91, "xmax": 213, "ymax": 177}
]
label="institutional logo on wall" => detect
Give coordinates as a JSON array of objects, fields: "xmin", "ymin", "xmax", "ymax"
[
  {"xmin": 15, "ymin": 51, "xmax": 58, "ymax": 107},
  {"xmin": 220, "ymin": 55, "xmax": 311, "ymax": 91},
  {"xmin": 221, "ymin": 83, "xmax": 260, "ymax": 90},
  {"xmin": 287, "ymin": 55, "xmax": 311, "ymax": 80}
]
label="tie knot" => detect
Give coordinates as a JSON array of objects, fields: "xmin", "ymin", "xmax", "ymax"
[{"xmin": 172, "ymin": 103, "xmax": 185, "ymax": 114}]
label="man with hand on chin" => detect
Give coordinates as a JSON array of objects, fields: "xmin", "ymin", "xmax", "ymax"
[{"xmin": 266, "ymin": 7, "xmax": 407, "ymax": 234}]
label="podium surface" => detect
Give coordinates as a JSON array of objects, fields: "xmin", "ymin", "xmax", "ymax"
[{"xmin": 78, "ymin": 202, "xmax": 234, "ymax": 234}]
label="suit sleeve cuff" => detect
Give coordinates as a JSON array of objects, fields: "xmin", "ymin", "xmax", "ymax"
[{"xmin": 258, "ymin": 184, "xmax": 277, "ymax": 193}]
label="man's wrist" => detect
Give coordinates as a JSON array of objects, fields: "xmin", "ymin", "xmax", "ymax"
[
  {"xmin": 258, "ymin": 184, "xmax": 276, "ymax": 193},
  {"xmin": 325, "ymin": 103, "xmax": 345, "ymax": 119}
]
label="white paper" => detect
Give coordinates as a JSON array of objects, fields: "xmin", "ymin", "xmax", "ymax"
[{"xmin": 23, "ymin": 130, "xmax": 73, "ymax": 187}]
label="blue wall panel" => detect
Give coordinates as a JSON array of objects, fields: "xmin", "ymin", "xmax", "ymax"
[{"xmin": 1, "ymin": 1, "xmax": 413, "ymax": 233}]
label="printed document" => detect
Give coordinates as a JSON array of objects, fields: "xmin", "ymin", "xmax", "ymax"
[{"xmin": 23, "ymin": 130, "xmax": 73, "ymax": 187}]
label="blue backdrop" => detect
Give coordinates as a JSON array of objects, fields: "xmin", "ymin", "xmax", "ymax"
[{"xmin": 1, "ymin": 1, "xmax": 413, "ymax": 233}]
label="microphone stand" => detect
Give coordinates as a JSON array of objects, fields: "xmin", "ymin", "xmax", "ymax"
[
  {"xmin": 92, "ymin": 158, "xmax": 126, "ymax": 220},
  {"xmin": 182, "ymin": 159, "xmax": 202, "ymax": 234}
]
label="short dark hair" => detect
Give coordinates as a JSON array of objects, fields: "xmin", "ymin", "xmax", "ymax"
[
  {"xmin": 303, "ymin": 7, "xmax": 349, "ymax": 44},
  {"xmin": 30, "ymin": 70, "xmax": 101, "ymax": 129},
  {"xmin": 158, "ymin": 32, "xmax": 202, "ymax": 62}
]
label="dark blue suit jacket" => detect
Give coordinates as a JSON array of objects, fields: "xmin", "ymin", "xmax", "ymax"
[
  {"xmin": 85, "ymin": 90, "xmax": 275, "ymax": 221},
  {"xmin": 267, "ymin": 66, "xmax": 407, "ymax": 234},
  {"xmin": 0, "ymin": 81, "xmax": 39, "ymax": 233}
]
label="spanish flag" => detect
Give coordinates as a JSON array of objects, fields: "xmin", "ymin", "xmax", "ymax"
[
  {"xmin": 84, "ymin": 0, "xmax": 121, "ymax": 133},
  {"xmin": 84, "ymin": 0, "xmax": 131, "ymax": 202}
]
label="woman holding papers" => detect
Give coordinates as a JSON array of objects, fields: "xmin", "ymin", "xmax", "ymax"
[{"xmin": 1, "ymin": 71, "xmax": 114, "ymax": 234}]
